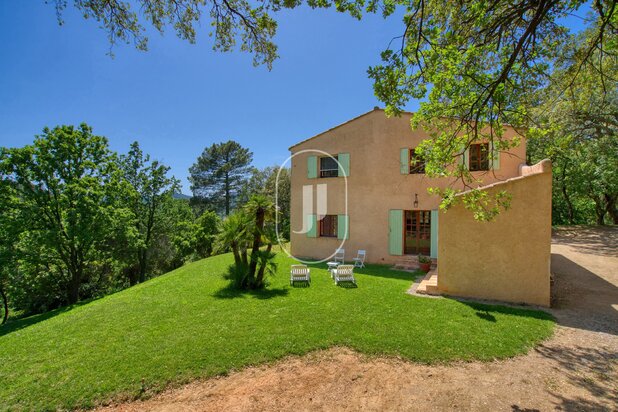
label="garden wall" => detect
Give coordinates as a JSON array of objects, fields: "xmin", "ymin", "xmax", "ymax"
[{"xmin": 437, "ymin": 160, "xmax": 553, "ymax": 306}]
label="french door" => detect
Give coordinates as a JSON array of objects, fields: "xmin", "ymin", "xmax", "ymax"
[{"xmin": 404, "ymin": 210, "xmax": 431, "ymax": 255}]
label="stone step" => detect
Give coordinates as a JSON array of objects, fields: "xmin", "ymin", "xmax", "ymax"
[{"xmin": 416, "ymin": 271, "xmax": 440, "ymax": 296}]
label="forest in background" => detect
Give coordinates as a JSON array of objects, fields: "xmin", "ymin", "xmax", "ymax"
[{"xmin": 0, "ymin": 129, "xmax": 289, "ymax": 322}]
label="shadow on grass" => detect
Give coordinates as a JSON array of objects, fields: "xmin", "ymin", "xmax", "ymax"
[
  {"xmin": 213, "ymin": 284, "xmax": 289, "ymax": 300},
  {"xmin": 290, "ymin": 281, "xmax": 311, "ymax": 288},
  {"xmin": 335, "ymin": 281, "xmax": 358, "ymax": 289},
  {"xmin": 213, "ymin": 263, "xmax": 291, "ymax": 300},
  {"xmin": 454, "ymin": 300, "xmax": 555, "ymax": 322},
  {"xmin": 302, "ymin": 262, "xmax": 422, "ymax": 282},
  {"xmin": 0, "ymin": 300, "xmax": 91, "ymax": 338},
  {"xmin": 475, "ymin": 311, "xmax": 497, "ymax": 322}
]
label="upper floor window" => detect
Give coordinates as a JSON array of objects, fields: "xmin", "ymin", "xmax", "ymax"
[
  {"xmin": 468, "ymin": 143, "xmax": 489, "ymax": 171},
  {"xmin": 409, "ymin": 148, "xmax": 426, "ymax": 174},
  {"xmin": 319, "ymin": 215, "xmax": 337, "ymax": 237},
  {"xmin": 320, "ymin": 156, "xmax": 339, "ymax": 178}
]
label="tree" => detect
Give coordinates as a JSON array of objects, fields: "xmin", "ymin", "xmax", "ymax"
[
  {"xmin": 49, "ymin": 0, "xmax": 616, "ymax": 219},
  {"xmin": 266, "ymin": 166, "xmax": 290, "ymax": 240},
  {"xmin": 529, "ymin": 29, "xmax": 618, "ymax": 225},
  {"xmin": 119, "ymin": 142, "xmax": 180, "ymax": 284},
  {"xmin": 368, "ymin": 1, "xmax": 616, "ymax": 219},
  {"xmin": 216, "ymin": 195, "xmax": 277, "ymax": 289},
  {"xmin": 157, "ymin": 197, "xmax": 199, "ymax": 270},
  {"xmin": 189, "ymin": 140, "xmax": 253, "ymax": 216},
  {"xmin": 49, "ymin": 0, "xmax": 285, "ymax": 67},
  {"xmin": 194, "ymin": 210, "xmax": 220, "ymax": 258},
  {"xmin": 49, "ymin": 1, "xmax": 615, "ymax": 79},
  {"xmin": 0, "ymin": 177, "xmax": 18, "ymax": 324},
  {"xmin": 238, "ymin": 167, "xmax": 273, "ymax": 204},
  {"xmin": 0, "ymin": 124, "xmax": 119, "ymax": 304},
  {"xmin": 240, "ymin": 166, "xmax": 291, "ymax": 240}
]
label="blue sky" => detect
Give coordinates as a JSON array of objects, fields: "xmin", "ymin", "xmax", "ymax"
[{"xmin": 0, "ymin": 2, "xmax": 590, "ymax": 193}]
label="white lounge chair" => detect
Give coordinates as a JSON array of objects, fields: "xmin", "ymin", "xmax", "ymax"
[
  {"xmin": 334, "ymin": 248, "xmax": 345, "ymax": 264},
  {"xmin": 333, "ymin": 264, "xmax": 356, "ymax": 285},
  {"xmin": 290, "ymin": 265, "xmax": 311, "ymax": 285},
  {"xmin": 352, "ymin": 250, "xmax": 366, "ymax": 268}
]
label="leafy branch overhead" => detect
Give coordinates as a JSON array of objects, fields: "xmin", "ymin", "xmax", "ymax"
[
  {"xmin": 49, "ymin": 0, "xmax": 616, "ymax": 220},
  {"xmin": 50, "ymin": 1, "xmax": 616, "ymax": 144},
  {"xmin": 367, "ymin": 1, "xmax": 616, "ymax": 219},
  {"xmin": 51, "ymin": 1, "xmax": 615, "ymax": 108}
]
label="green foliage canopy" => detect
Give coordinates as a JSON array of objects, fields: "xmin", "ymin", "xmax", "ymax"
[
  {"xmin": 239, "ymin": 165, "xmax": 290, "ymax": 239},
  {"xmin": 0, "ymin": 124, "xmax": 121, "ymax": 305},
  {"xmin": 529, "ymin": 28, "xmax": 618, "ymax": 225},
  {"xmin": 189, "ymin": 140, "xmax": 253, "ymax": 216},
  {"xmin": 0, "ymin": 125, "xmax": 206, "ymax": 315},
  {"xmin": 118, "ymin": 142, "xmax": 181, "ymax": 284},
  {"xmin": 50, "ymin": 0, "xmax": 616, "ymax": 220}
]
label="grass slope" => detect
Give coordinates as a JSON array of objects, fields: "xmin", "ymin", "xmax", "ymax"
[{"xmin": 0, "ymin": 253, "xmax": 554, "ymax": 411}]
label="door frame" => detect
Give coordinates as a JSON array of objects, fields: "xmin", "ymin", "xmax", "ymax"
[{"xmin": 403, "ymin": 210, "xmax": 432, "ymax": 255}]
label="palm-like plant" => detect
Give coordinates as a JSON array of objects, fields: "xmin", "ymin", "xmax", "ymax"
[
  {"xmin": 215, "ymin": 211, "xmax": 251, "ymax": 267},
  {"xmin": 216, "ymin": 194, "xmax": 278, "ymax": 289}
]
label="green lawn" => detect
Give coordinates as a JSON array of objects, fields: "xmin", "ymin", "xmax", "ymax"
[{"xmin": 0, "ymin": 252, "xmax": 554, "ymax": 411}]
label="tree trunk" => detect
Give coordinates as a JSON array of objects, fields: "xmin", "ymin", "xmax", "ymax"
[
  {"xmin": 248, "ymin": 207, "xmax": 265, "ymax": 285},
  {"xmin": 0, "ymin": 283, "xmax": 8, "ymax": 325},
  {"xmin": 593, "ymin": 197, "xmax": 607, "ymax": 225},
  {"xmin": 243, "ymin": 249, "xmax": 249, "ymax": 266},
  {"xmin": 225, "ymin": 172, "xmax": 230, "ymax": 216},
  {"xmin": 560, "ymin": 168, "xmax": 575, "ymax": 224},
  {"xmin": 605, "ymin": 193, "xmax": 618, "ymax": 224},
  {"xmin": 68, "ymin": 269, "xmax": 81, "ymax": 304},
  {"xmin": 66, "ymin": 249, "xmax": 82, "ymax": 304},
  {"xmin": 138, "ymin": 249, "xmax": 148, "ymax": 283},
  {"xmin": 127, "ymin": 266, "xmax": 139, "ymax": 286},
  {"xmin": 230, "ymin": 241, "xmax": 242, "ymax": 267},
  {"xmin": 255, "ymin": 243, "xmax": 273, "ymax": 288},
  {"xmin": 138, "ymin": 204, "xmax": 156, "ymax": 284}
]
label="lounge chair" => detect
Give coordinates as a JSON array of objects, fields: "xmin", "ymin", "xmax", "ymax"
[
  {"xmin": 352, "ymin": 250, "xmax": 366, "ymax": 268},
  {"xmin": 290, "ymin": 265, "xmax": 311, "ymax": 285},
  {"xmin": 333, "ymin": 264, "xmax": 356, "ymax": 285},
  {"xmin": 334, "ymin": 248, "xmax": 345, "ymax": 264}
]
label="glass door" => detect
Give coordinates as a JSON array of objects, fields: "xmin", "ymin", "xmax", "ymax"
[{"xmin": 404, "ymin": 210, "xmax": 431, "ymax": 255}]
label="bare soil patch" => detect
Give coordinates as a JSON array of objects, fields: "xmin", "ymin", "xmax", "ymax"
[{"xmin": 98, "ymin": 226, "xmax": 618, "ymax": 411}]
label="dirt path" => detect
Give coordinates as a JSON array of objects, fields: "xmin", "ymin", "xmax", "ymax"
[{"xmin": 100, "ymin": 227, "xmax": 618, "ymax": 412}]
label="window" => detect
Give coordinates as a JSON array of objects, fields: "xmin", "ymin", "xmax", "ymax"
[
  {"xmin": 468, "ymin": 143, "xmax": 489, "ymax": 171},
  {"xmin": 319, "ymin": 215, "xmax": 337, "ymax": 237},
  {"xmin": 409, "ymin": 148, "xmax": 426, "ymax": 174},
  {"xmin": 320, "ymin": 156, "xmax": 339, "ymax": 178}
]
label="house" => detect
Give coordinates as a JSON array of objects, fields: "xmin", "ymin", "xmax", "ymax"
[{"xmin": 289, "ymin": 108, "xmax": 552, "ymax": 306}]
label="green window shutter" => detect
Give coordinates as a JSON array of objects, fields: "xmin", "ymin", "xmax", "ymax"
[
  {"xmin": 337, "ymin": 214, "xmax": 349, "ymax": 239},
  {"xmin": 307, "ymin": 156, "xmax": 317, "ymax": 178},
  {"xmin": 306, "ymin": 214, "xmax": 317, "ymax": 238},
  {"xmin": 490, "ymin": 141, "xmax": 500, "ymax": 170},
  {"xmin": 400, "ymin": 148, "xmax": 409, "ymax": 174},
  {"xmin": 430, "ymin": 210, "xmax": 439, "ymax": 259},
  {"xmin": 388, "ymin": 210, "xmax": 403, "ymax": 256},
  {"xmin": 337, "ymin": 153, "xmax": 350, "ymax": 177}
]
